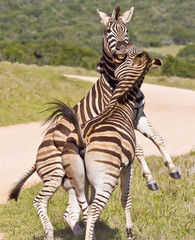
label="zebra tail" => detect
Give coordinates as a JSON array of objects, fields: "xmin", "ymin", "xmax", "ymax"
[
  {"xmin": 8, "ymin": 164, "xmax": 36, "ymax": 201},
  {"xmin": 43, "ymin": 100, "xmax": 86, "ymax": 148}
]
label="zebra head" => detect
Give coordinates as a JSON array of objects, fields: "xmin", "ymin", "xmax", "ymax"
[
  {"xmin": 115, "ymin": 49, "xmax": 162, "ymax": 83},
  {"xmin": 97, "ymin": 6, "xmax": 134, "ymax": 64}
]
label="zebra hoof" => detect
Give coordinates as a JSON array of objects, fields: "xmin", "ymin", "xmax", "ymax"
[
  {"xmin": 44, "ymin": 231, "xmax": 54, "ymax": 240},
  {"xmin": 126, "ymin": 228, "xmax": 135, "ymax": 240},
  {"xmin": 72, "ymin": 222, "xmax": 84, "ymax": 236},
  {"xmin": 170, "ymin": 171, "xmax": 181, "ymax": 179},
  {"xmin": 147, "ymin": 182, "xmax": 159, "ymax": 191}
]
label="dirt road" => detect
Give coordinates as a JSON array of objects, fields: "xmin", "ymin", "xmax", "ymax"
[{"xmin": 0, "ymin": 75, "xmax": 194, "ymax": 204}]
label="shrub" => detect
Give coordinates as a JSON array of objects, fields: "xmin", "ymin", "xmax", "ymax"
[
  {"xmin": 0, "ymin": 40, "xmax": 99, "ymax": 69},
  {"xmin": 177, "ymin": 43, "xmax": 195, "ymax": 63},
  {"xmin": 162, "ymin": 55, "xmax": 195, "ymax": 78}
]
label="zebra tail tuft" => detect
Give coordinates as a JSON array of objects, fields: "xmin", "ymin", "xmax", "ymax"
[
  {"xmin": 8, "ymin": 164, "xmax": 36, "ymax": 201},
  {"xmin": 43, "ymin": 100, "xmax": 86, "ymax": 148}
]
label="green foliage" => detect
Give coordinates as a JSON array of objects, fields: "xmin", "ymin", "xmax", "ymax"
[
  {"xmin": 142, "ymin": 35, "xmax": 162, "ymax": 47},
  {"xmin": 0, "ymin": 40, "xmax": 99, "ymax": 69},
  {"xmin": 177, "ymin": 43, "xmax": 195, "ymax": 63},
  {"xmin": 0, "ymin": 0, "xmax": 194, "ymax": 58},
  {"xmin": 0, "ymin": 0, "xmax": 194, "ymax": 76},
  {"xmin": 162, "ymin": 55, "xmax": 195, "ymax": 78},
  {"xmin": 170, "ymin": 27, "xmax": 195, "ymax": 45},
  {"xmin": 0, "ymin": 151, "xmax": 194, "ymax": 239}
]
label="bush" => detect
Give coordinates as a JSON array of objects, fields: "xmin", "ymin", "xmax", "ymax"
[
  {"xmin": 162, "ymin": 55, "xmax": 195, "ymax": 78},
  {"xmin": 0, "ymin": 40, "xmax": 99, "ymax": 70},
  {"xmin": 177, "ymin": 43, "xmax": 195, "ymax": 63},
  {"xmin": 170, "ymin": 27, "xmax": 195, "ymax": 45}
]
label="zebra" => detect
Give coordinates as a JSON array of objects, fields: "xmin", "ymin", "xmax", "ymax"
[
  {"xmin": 56, "ymin": 50, "xmax": 162, "ymax": 240},
  {"xmin": 96, "ymin": 52, "xmax": 181, "ymax": 190},
  {"xmin": 8, "ymin": 6, "xmax": 137, "ymax": 239}
]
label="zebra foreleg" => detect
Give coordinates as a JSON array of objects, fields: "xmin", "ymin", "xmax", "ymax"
[
  {"xmin": 135, "ymin": 112, "xmax": 181, "ymax": 179},
  {"xmin": 120, "ymin": 166, "xmax": 135, "ymax": 240},
  {"xmin": 33, "ymin": 170, "xmax": 64, "ymax": 240}
]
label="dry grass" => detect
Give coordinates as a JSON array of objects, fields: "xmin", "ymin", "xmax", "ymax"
[
  {"xmin": 145, "ymin": 45, "xmax": 185, "ymax": 57},
  {"xmin": 145, "ymin": 75, "xmax": 195, "ymax": 90}
]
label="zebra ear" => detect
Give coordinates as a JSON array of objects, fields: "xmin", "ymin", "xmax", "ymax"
[
  {"xmin": 97, "ymin": 9, "xmax": 110, "ymax": 26},
  {"xmin": 119, "ymin": 7, "xmax": 134, "ymax": 24},
  {"xmin": 150, "ymin": 59, "xmax": 163, "ymax": 70}
]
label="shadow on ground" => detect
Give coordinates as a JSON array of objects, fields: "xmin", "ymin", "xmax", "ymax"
[{"xmin": 33, "ymin": 220, "xmax": 120, "ymax": 240}]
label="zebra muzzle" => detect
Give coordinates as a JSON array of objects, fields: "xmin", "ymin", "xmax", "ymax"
[{"xmin": 113, "ymin": 53, "xmax": 127, "ymax": 64}]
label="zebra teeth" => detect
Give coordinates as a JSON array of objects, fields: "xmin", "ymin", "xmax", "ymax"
[
  {"xmin": 115, "ymin": 59, "xmax": 122, "ymax": 64},
  {"xmin": 118, "ymin": 55, "xmax": 125, "ymax": 59}
]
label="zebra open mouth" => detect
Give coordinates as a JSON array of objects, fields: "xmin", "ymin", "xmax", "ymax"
[{"xmin": 113, "ymin": 53, "xmax": 127, "ymax": 64}]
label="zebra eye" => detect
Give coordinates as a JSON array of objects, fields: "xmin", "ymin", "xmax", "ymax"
[{"xmin": 107, "ymin": 29, "xmax": 111, "ymax": 34}]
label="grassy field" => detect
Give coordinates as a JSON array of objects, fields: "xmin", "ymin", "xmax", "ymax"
[
  {"xmin": 145, "ymin": 45, "xmax": 185, "ymax": 57},
  {"xmin": 145, "ymin": 75, "xmax": 195, "ymax": 90},
  {"xmin": 0, "ymin": 151, "xmax": 194, "ymax": 239},
  {"xmin": 0, "ymin": 61, "xmax": 93, "ymax": 126},
  {"xmin": 0, "ymin": 61, "xmax": 194, "ymax": 126}
]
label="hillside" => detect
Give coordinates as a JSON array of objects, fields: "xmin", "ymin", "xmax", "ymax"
[
  {"xmin": 0, "ymin": 0, "xmax": 195, "ymax": 77},
  {"xmin": 0, "ymin": 0, "xmax": 194, "ymax": 50}
]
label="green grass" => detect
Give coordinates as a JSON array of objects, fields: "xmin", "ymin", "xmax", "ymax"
[
  {"xmin": 0, "ymin": 61, "xmax": 93, "ymax": 126},
  {"xmin": 0, "ymin": 151, "xmax": 194, "ymax": 240},
  {"xmin": 145, "ymin": 45, "xmax": 185, "ymax": 57}
]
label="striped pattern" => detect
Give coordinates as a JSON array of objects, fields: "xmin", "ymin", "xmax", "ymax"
[
  {"xmin": 61, "ymin": 50, "xmax": 153, "ymax": 240},
  {"xmin": 97, "ymin": 48, "xmax": 181, "ymax": 190}
]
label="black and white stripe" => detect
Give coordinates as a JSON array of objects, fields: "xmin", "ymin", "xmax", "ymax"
[{"xmin": 60, "ymin": 50, "xmax": 155, "ymax": 240}]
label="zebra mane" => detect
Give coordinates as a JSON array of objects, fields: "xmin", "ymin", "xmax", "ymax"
[{"xmin": 114, "ymin": 6, "xmax": 121, "ymax": 20}]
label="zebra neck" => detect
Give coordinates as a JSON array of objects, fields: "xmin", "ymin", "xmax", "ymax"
[
  {"xmin": 72, "ymin": 74, "xmax": 113, "ymax": 123},
  {"xmin": 109, "ymin": 77, "xmax": 144, "ymax": 109},
  {"xmin": 102, "ymin": 49, "xmax": 119, "ymax": 90}
]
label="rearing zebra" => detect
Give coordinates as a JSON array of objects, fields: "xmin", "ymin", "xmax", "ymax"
[
  {"xmin": 59, "ymin": 50, "xmax": 162, "ymax": 240},
  {"xmin": 9, "ymin": 6, "xmax": 136, "ymax": 239}
]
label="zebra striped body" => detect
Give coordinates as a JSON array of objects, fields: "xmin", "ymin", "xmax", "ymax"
[
  {"xmin": 61, "ymin": 50, "xmax": 158, "ymax": 240},
  {"xmin": 97, "ymin": 48, "xmax": 181, "ymax": 189}
]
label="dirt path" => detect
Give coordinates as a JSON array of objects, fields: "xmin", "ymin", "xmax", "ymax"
[{"xmin": 0, "ymin": 75, "xmax": 195, "ymax": 204}]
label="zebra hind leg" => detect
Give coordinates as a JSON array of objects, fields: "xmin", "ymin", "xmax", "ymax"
[
  {"xmin": 135, "ymin": 141, "xmax": 159, "ymax": 191},
  {"xmin": 145, "ymin": 120, "xmax": 181, "ymax": 179},
  {"xmin": 62, "ymin": 178, "xmax": 83, "ymax": 236},
  {"xmin": 135, "ymin": 112, "xmax": 181, "ymax": 180},
  {"xmin": 33, "ymin": 172, "xmax": 64, "ymax": 240},
  {"xmin": 120, "ymin": 166, "xmax": 136, "ymax": 240}
]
